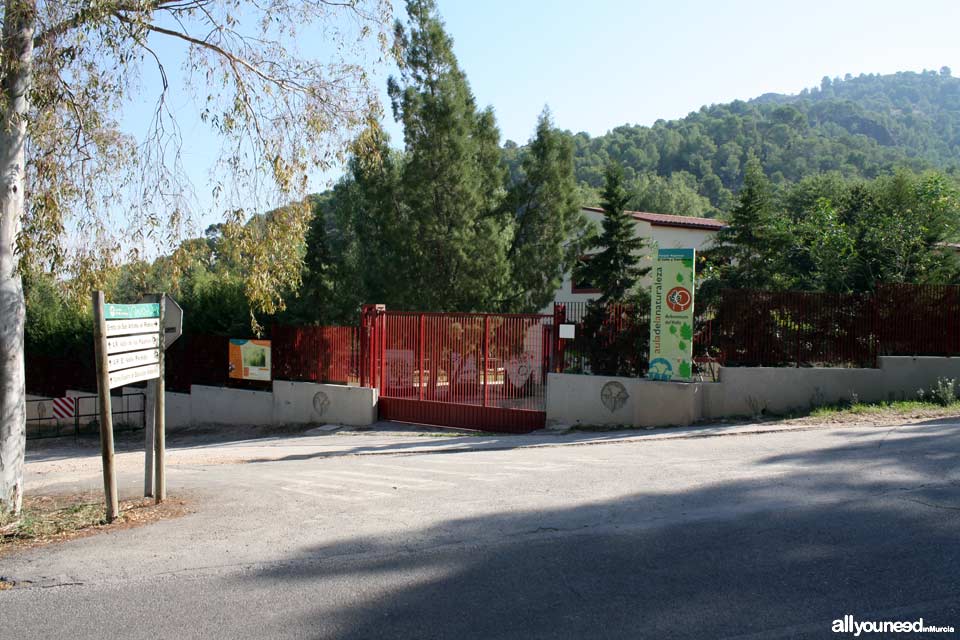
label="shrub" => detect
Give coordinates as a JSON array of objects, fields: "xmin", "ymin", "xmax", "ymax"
[{"xmin": 918, "ymin": 377, "xmax": 958, "ymax": 407}]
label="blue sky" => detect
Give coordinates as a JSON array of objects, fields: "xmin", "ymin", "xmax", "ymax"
[{"xmin": 121, "ymin": 0, "xmax": 960, "ymax": 230}]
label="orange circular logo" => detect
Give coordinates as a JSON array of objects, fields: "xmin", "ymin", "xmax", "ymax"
[{"xmin": 666, "ymin": 287, "xmax": 692, "ymax": 312}]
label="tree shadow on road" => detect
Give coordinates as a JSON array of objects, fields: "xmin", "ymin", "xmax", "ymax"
[{"xmin": 236, "ymin": 423, "xmax": 960, "ymax": 639}]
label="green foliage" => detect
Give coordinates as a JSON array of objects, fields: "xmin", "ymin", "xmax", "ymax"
[
  {"xmin": 560, "ymin": 71, "xmax": 960, "ymax": 211},
  {"xmin": 574, "ymin": 165, "xmax": 652, "ymax": 377},
  {"xmin": 383, "ymin": 0, "xmax": 511, "ymax": 311},
  {"xmin": 917, "ymin": 377, "xmax": 959, "ymax": 406},
  {"xmin": 575, "ymin": 163, "xmax": 651, "ymax": 303},
  {"xmin": 780, "ymin": 170, "xmax": 960, "ymax": 292},
  {"xmin": 629, "ymin": 171, "xmax": 715, "ymax": 217},
  {"xmin": 702, "ymin": 158, "xmax": 790, "ymax": 299},
  {"xmin": 23, "ymin": 272, "xmax": 91, "ymax": 357},
  {"xmin": 504, "ymin": 108, "xmax": 591, "ymax": 312}
]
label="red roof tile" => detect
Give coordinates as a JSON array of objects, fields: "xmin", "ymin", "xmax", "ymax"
[{"xmin": 582, "ymin": 206, "xmax": 726, "ymax": 231}]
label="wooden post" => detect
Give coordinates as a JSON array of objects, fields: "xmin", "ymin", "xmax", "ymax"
[
  {"xmin": 92, "ymin": 290, "xmax": 119, "ymax": 523},
  {"xmin": 141, "ymin": 293, "xmax": 159, "ymax": 498},
  {"xmin": 155, "ymin": 293, "xmax": 166, "ymax": 503},
  {"xmin": 144, "ymin": 379, "xmax": 155, "ymax": 497}
]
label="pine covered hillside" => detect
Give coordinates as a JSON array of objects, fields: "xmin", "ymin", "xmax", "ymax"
[{"xmin": 549, "ymin": 69, "xmax": 960, "ymax": 216}]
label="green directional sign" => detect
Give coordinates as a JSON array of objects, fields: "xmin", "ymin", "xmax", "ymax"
[
  {"xmin": 104, "ymin": 303, "xmax": 160, "ymax": 320},
  {"xmin": 648, "ymin": 247, "xmax": 696, "ymax": 382}
]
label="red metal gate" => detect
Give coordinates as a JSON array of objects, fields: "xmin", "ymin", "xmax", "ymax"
[{"xmin": 361, "ymin": 306, "xmax": 551, "ymax": 433}]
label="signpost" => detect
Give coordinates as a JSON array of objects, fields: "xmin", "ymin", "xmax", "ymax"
[
  {"xmin": 648, "ymin": 248, "xmax": 696, "ymax": 382},
  {"xmin": 142, "ymin": 295, "xmax": 183, "ymax": 498},
  {"xmin": 93, "ymin": 291, "xmax": 174, "ymax": 521}
]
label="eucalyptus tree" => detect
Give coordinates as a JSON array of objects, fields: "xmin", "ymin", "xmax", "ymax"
[{"xmin": 0, "ymin": 0, "xmax": 392, "ymax": 516}]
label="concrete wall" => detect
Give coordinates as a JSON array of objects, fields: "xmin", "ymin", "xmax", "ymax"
[
  {"xmin": 547, "ymin": 373, "xmax": 705, "ymax": 427},
  {"xmin": 164, "ymin": 391, "xmax": 192, "ymax": 429},
  {"xmin": 272, "ymin": 381, "xmax": 377, "ymax": 427},
  {"xmin": 29, "ymin": 381, "xmax": 377, "ymax": 433},
  {"xmin": 547, "ymin": 356, "xmax": 960, "ymax": 428},
  {"xmin": 189, "ymin": 385, "xmax": 273, "ymax": 427}
]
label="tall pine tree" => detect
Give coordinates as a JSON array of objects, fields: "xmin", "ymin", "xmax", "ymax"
[
  {"xmin": 386, "ymin": 0, "xmax": 511, "ymax": 311},
  {"xmin": 706, "ymin": 157, "xmax": 790, "ymax": 291},
  {"xmin": 505, "ymin": 108, "xmax": 589, "ymax": 312},
  {"xmin": 576, "ymin": 163, "xmax": 650, "ymax": 303},
  {"xmin": 574, "ymin": 163, "xmax": 651, "ymax": 376}
]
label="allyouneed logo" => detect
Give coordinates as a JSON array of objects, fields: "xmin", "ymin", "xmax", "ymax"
[{"xmin": 833, "ymin": 615, "xmax": 955, "ymax": 636}]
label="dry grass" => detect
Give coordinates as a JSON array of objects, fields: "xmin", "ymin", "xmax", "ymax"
[{"xmin": 0, "ymin": 494, "xmax": 189, "ymax": 557}]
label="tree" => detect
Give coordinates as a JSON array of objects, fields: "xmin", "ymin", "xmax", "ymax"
[
  {"xmin": 574, "ymin": 163, "xmax": 651, "ymax": 377},
  {"xmin": 704, "ymin": 157, "xmax": 790, "ymax": 296},
  {"xmin": 504, "ymin": 108, "xmax": 589, "ymax": 312},
  {"xmin": 629, "ymin": 171, "xmax": 713, "ymax": 217},
  {"xmin": 0, "ymin": 0, "xmax": 391, "ymax": 516},
  {"xmin": 778, "ymin": 169, "xmax": 960, "ymax": 293},
  {"xmin": 386, "ymin": 0, "xmax": 511, "ymax": 311},
  {"xmin": 576, "ymin": 163, "xmax": 650, "ymax": 303}
]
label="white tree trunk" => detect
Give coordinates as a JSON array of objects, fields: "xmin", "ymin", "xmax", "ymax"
[{"xmin": 0, "ymin": 0, "xmax": 35, "ymax": 516}]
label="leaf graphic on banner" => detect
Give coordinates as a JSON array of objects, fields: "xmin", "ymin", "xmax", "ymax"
[
  {"xmin": 679, "ymin": 361, "xmax": 692, "ymax": 379},
  {"xmin": 669, "ymin": 325, "xmax": 677, "ymax": 335},
  {"xmin": 678, "ymin": 341, "xmax": 687, "ymax": 351},
  {"xmin": 680, "ymin": 323, "xmax": 693, "ymax": 340}
]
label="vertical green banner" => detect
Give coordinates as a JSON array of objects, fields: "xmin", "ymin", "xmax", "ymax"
[{"xmin": 648, "ymin": 247, "xmax": 696, "ymax": 382}]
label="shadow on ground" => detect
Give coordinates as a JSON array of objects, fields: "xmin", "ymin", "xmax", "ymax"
[{"xmin": 239, "ymin": 422, "xmax": 960, "ymax": 639}]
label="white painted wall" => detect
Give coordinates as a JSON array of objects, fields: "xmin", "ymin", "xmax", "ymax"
[
  {"xmin": 548, "ymin": 208, "xmax": 720, "ymax": 312},
  {"xmin": 547, "ymin": 356, "xmax": 960, "ymax": 428},
  {"xmin": 189, "ymin": 385, "xmax": 273, "ymax": 426}
]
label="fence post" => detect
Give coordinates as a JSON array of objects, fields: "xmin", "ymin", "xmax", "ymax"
[
  {"xmin": 419, "ymin": 314, "xmax": 425, "ymax": 401},
  {"xmin": 483, "ymin": 316, "xmax": 489, "ymax": 407},
  {"xmin": 378, "ymin": 310, "xmax": 386, "ymax": 396},
  {"xmin": 359, "ymin": 304, "xmax": 384, "ymax": 388},
  {"xmin": 952, "ymin": 286, "xmax": 960, "ymax": 356},
  {"xmin": 872, "ymin": 288, "xmax": 881, "ymax": 367},
  {"xmin": 552, "ymin": 303, "xmax": 565, "ymax": 373},
  {"xmin": 795, "ymin": 301, "xmax": 802, "ymax": 369}
]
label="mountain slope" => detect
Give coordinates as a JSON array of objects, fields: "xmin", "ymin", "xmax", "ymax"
[{"xmin": 563, "ymin": 69, "xmax": 960, "ymax": 212}]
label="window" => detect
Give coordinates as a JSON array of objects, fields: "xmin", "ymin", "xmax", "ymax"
[{"xmin": 571, "ymin": 255, "xmax": 600, "ymax": 294}]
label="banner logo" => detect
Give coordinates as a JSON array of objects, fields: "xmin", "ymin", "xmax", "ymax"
[{"xmin": 666, "ymin": 287, "xmax": 692, "ymax": 312}]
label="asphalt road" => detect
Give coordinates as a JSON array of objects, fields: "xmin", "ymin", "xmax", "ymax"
[{"xmin": 2, "ymin": 419, "xmax": 959, "ymax": 639}]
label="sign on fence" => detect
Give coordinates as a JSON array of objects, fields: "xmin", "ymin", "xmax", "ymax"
[
  {"xmin": 648, "ymin": 248, "xmax": 696, "ymax": 382},
  {"xmin": 229, "ymin": 339, "xmax": 272, "ymax": 381},
  {"xmin": 52, "ymin": 397, "xmax": 76, "ymax": 420}
]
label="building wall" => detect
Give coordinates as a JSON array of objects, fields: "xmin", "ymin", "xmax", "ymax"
[
  {"xmin": 548, "ymin": 209, "xmax": 720, "ymax": 311},
  {"xmin": 547, "ymin": 357, "xmax": 960, "ymax": 428}
]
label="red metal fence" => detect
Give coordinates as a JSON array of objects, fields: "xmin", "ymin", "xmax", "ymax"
[
  {"xmin": 553, "ymin": 301, "xmax": 649, "ymax": 375},
  {"xmin": 362, "ymin": 308, "xmax": 551, "ymax": 432},
  {"xmin": 26, "ymin": 284, "xmax": 960, "ymax": 400},
  {"xmin": 875, "ymin": 284, "xmax": 960, "ymax": 356},
  {"xmin": 708, "ymin": 284, "xmax": 960, "ymax": 367},
  {"xmin": 711, "ymin": 290, "xmax": 878, "ymax": 367},
  {"xmin": 272, "ymin": 325, "xmax": 359, "ymax": 385}
]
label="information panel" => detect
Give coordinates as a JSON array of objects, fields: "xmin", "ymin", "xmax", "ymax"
[
  {"xmin": 229, "ymin": 339, "xmax": 272, "ymax": 381},
  {"xmin": 648, "ymin": 248, "xmax": 696, "ymax": 382}
]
